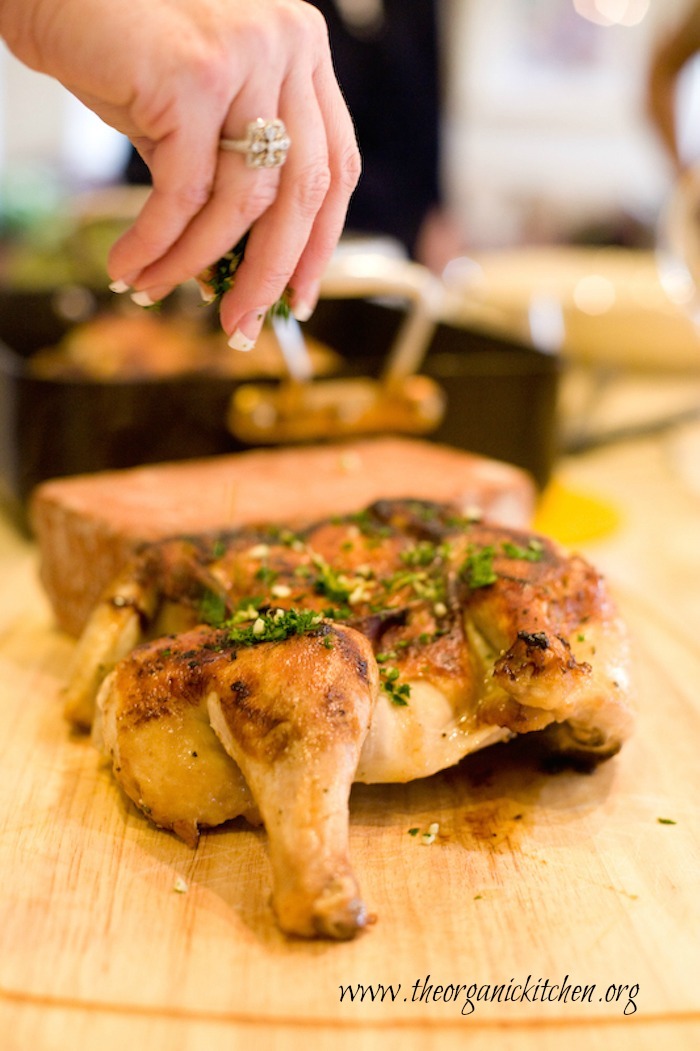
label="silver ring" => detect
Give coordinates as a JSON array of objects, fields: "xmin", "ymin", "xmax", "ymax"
[{"xmin": 219, "ymin": 118, "xmax": 291, "ymax": 169}]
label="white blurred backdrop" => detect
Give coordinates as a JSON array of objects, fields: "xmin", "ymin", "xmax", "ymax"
[{"xmin": 1, "ymin": 0, "xmax": 700, "ymax": 246}]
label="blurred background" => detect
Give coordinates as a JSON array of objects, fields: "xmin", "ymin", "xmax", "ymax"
[
  {"xmin": 3, "ymin": 0, "xmax": 700, "ymax": 525},
  {"xmin": 1, "ymin": 0, "xmax": 694, "ymax": 246}
]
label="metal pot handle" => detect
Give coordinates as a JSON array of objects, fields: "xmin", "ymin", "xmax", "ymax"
[{"xmin": 319, "ymin": 251, "xmax": 444, "ymax": 385}]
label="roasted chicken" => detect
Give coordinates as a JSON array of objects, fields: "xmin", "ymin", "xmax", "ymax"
[{"xmin": 65, "ymin": 499, "xmax": 634, "ymax": 939}]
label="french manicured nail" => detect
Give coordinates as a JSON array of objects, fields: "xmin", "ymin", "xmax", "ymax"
[
  {"xmin": 109, "ymin": 279, "xmax": 130, "ymax": 293},
  {"xmin": 131, "ymin": 290, "xmax": 155, "ymax": 307},
  {"xmin": 293, "ymin": 301, "xmax": 314, "ymax": 323},
  {"xmin": 198, "ymin": 285, "xmax": 216, "ymax": 304},
  {"xmin": 228, "ymin": 330, "xmax": 256, "ymax": 351},
  {"xmin": 227, "ymin": 307, "xmax": 268, "ymax": 351},
  {"xmin": 292, "ymin": 281, "xmax": 320, "ymax": 322}
]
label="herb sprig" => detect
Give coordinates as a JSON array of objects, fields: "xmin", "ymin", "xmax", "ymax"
[{"xmin": 198, "ymin": 232, "xmax": 291, "ymax": 317}]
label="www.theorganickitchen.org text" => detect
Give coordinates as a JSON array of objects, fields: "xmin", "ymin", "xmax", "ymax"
[{"xmin": 338, "ymin": 974, "xmax": 639, "ymax": 1016}]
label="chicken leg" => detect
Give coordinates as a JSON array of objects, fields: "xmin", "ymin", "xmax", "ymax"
[{"xmin": 97, "ymin": 616, "xmax": 379, "ymax": 939}]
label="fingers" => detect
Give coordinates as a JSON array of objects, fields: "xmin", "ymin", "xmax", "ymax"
[
  {"xmin": 107, "ymin": 2, "xmax": 360, "ymax": 344},
  {"xmin": 219, "ymin": 56, "xmax": 360, "ymax": 344},
  {"xmin": 119, "ymin": 159, "xmax": 282, "ymax": 309},
  {"xmin": 285, "ymin": 50, "xmax": 361, "ymax": 318},
  {"xmin": 110, "ymin": 57, "xmax": 290, "ymax": 306},
  {"xmin": 218, "ymin": 73, "xmax": 331, "ymax": 344},
  {"xmin": 120, "ymin": 78, "xmax": 287, "ymax": 305},
  {"xmin": 107, "ymin": 116, "xmax": 222, "ymax": 293}
]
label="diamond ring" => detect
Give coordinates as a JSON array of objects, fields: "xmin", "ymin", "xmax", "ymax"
[{"xmin": 219, "ymin": 118, "xmax": 291, "ymax": 169}]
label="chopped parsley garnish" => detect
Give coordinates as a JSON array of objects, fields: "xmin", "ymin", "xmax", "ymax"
[
  {"xmin": 400, "ymin": 541, "xmax": 440, "ymax": 567},
  {"xmin": 201, "ymin": 239, "xmax": 246, "ymax": 300},
  {"xmin": 319, "ymin": 604, "xmax": 352, "ymax": 621},
  {"xmin": 380, "ymin": 665, "xmax": 411, "ymax": 706},
  {"xmin": 501, "ymin": 539, "xmax": 545, "ymax": 561},
  {"xmin": 657, "ymin": 817, "xmax": 677, "ymax": 825},
  {"xmin": 382, "ymin": 565, "xmax": 446, "ymax": 605},
  {"xmin": 384, "ymin": 568, "xmax": 423, "ymax": 593},
  {"xmin": 336, "ymin": 509, "xmax": 392, "ymax": 539},
  {"xmin": 267, "ymin": 526, "xmax": 303, "ymax": 548},
  {"xmin": 199, "ymin": 589, "xmax": 228, "ymax": 626},
  {"xmin": 309, "ymin": 554, "xmax": 376, "ymax": 609},
  {"xmin": 255, "ymin": 564, "xmax": 278, "ymax": 586},
  {"xmin": 223, "ymin": 607, "xmax": 326, "ymax": 647},
  {"xmin": 199, "ymin": 232, "xmax": 290, "ymax": 316},
  {"xmin": 230, "ymin": 599, "xmax": 264, "ymax": 624},
  {"xmin": 202, "ymin": 595, "xmax": 265, "ymax": 630},
  {"xmin": 268, "ymin": 296, "xmax": 291, "ymax": 320},
  {"xmin": 461, "ymin": 545, "xmax": 497, "ymax": 589},
  {"xmin": 460, "ymin": 538, "xmax": 544, "ymax": 590},
  {"xmin": 311, "ymin": 555, "xmax": 353, "ymax": 604}
]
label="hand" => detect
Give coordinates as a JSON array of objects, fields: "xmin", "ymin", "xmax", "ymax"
[{"xmin": 1, "ymin": 0, "xmax": 361, "ymax": 346}]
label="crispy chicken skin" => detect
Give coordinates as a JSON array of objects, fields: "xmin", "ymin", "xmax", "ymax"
[
  {"xmin": 96, "ymin": 621, "xmax": 377, "ymax": 939},
  {"xmin": 66, "ymin": 499, "xmax": 634, "ymax": 939}
]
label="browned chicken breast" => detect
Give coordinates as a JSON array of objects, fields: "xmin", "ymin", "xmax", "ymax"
[{"xmin": 66, "ymin": 499, "xmax": 634, "ymax": 939}]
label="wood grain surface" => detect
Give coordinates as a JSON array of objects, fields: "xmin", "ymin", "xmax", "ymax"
[{"xmin": 1, "ymin": 433, "xmax": 700, "ymax": 1051}]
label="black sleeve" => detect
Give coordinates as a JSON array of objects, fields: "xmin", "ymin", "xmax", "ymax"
[
  {"xmin": 124, "ymin": 1, "xmax": 443, "ymax": 257},
  {"xmin": 310, "ymin": 0, "xmax": 443, "ymax": 256}
]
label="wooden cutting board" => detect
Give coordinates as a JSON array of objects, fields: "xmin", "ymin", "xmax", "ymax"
[{"xmin": 0, "ymin": 533, "xmax": 699, "ymax": 1051}]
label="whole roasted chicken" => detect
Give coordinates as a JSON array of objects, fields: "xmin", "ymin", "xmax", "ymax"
[{"xmin": 64, "ymin": 499, "xmax": 633, "ymax": 940}]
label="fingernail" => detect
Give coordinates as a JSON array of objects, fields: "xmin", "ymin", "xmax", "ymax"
[
  {"xmin": 195, "ymin": 277, "xmax": 217, "ymax": 304},
  {"xmin": 109, "ymin": 279, "xmax": 130, "ymax": 293},
  {"xmin": 131, "ymin": 290, "xmax": 155, "ymax": 307},
  {"xmin": 227, "ymin": 307, "xmax": 268, "ymax": 352},
  {"xmin": 228, "ymin": 330, "xmax": 256, "ymax": 351},
  {"xmin": 292, "ymin": 301, "xmax": 314, "ymax": 322},
  {"xmin": 292, "ymin": 280, "xmax": 320, "ymax": 323}
]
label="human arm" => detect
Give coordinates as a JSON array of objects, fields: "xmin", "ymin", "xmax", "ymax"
[{"xmin": 0, "ymin": 0, "xmax": 361, "ymax": 346}]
